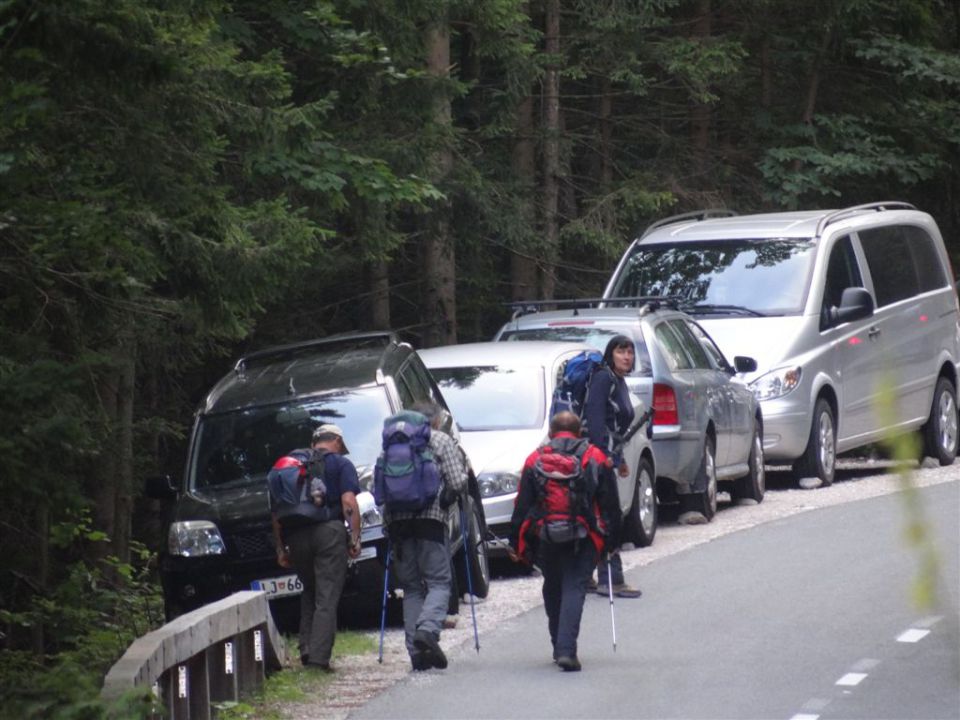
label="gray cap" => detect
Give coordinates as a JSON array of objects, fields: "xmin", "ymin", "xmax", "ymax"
[{"xmin": 312, "ymin": 424, "xmax": 350, "ymax": 454}]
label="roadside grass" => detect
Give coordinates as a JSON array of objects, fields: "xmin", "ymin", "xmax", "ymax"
[{"xmin": 214, "ymin": 631, "xmax": 376, "ymax": 719}]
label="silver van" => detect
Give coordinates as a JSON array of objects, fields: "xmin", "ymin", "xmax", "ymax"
[{"xmin": 603, "ymin": 202, "xmax": 960, "ymax": 486}]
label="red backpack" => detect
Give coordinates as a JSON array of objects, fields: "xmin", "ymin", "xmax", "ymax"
[{"xmin": 531, "ymin": 438, "xmax": 598, "ymax": 544}]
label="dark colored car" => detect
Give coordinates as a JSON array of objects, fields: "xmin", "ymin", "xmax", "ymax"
[{"xmin": 148, "ymin": 332, "xmax": 490, "ymax": 622}]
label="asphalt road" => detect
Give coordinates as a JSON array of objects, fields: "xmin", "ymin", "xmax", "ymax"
[{"xmin": 351, "ymin": 478, "xmax": 959, "ymax": 720}]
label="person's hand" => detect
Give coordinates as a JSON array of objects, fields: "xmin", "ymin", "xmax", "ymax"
[
  {"xmin": 618, "ymin": 461, "xmax": 629, "ymax": 478},
  {"xmin": 277, "ymin": 547, "xmax": 292, "ymax": 569},
  {"xmin": 348, "ymin": 537, "xmax": 362, "ymax": 559}
]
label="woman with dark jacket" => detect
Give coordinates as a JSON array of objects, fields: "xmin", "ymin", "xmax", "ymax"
[{"xmin": 582, "ymin": 334, "xmax": 642, "ymax": 599}]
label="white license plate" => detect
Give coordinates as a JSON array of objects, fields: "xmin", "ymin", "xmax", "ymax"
[
  {"xmin": 356, "ymin": 545, "xmax": 377, "ymax": 562},
  {"xmin": 252, "ymin": 574, "xmax": 302, "ymax": 598}
]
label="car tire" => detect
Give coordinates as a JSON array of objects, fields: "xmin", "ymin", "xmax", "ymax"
[
  {"xmin": 922, "ymin": 376, "xmax": 958, "ymax": 466},
  {"xmin": 455, "ymin": 498, "xmax": 490, "ymax": 599},
  {"xmin": 793, "ymin": 397, "xmax": 836, "ymax": 487},
  {"xmin": 733, "ymin": 423, "xmax": 765, "ymax": 503},
  {"xmin": 623, "ymin": 456, "xmax": 657, "ymax": 547},
  {"xmin": 688, "ymin": 435, "xmax": 717, "ymax": 520}
]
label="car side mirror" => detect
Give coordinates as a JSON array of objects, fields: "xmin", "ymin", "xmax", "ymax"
[
  {"xmin": 145, "ymin": 474, "xmax": 178, "ymax": 500},
  {"xmin": 733, "ymin": 356, "xmax": 757, "ymax": 373},
  {"xmin": 828, "ymin": 287, "xmax": 874, "ymax": 326}
]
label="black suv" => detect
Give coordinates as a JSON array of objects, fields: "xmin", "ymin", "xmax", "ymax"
[{"xmin": 148, "ymin": 332, "xmax": 490, "ymax": 621}]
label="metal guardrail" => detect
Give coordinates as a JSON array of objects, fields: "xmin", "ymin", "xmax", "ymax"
[{"xmin": 101, "ymin": 591, "xmax": 287, "ymax": 719}]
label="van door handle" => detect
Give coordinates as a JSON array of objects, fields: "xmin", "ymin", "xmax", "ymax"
[{"xmin": 868, "ymin": 326, "xmax": 881, "ymax": 340}]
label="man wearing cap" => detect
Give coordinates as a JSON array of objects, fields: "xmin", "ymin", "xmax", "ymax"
[{"xmin": 269, "ymin": 424, "xmax": 361, "ymax": 672}]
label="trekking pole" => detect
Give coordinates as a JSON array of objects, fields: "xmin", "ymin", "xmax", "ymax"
[
  {"xmin": 378, "ymin": 538, "xmax": 391, "ymax": 664},
  {"xmin": 460, "ymin": 503, "xmax": 481, "ymax": 653},
  {"xmin": 606, "ymin": 552, "xmax": 617, "ymax": 652}
]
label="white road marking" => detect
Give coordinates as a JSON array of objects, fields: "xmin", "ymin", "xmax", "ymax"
[
  {"xmin": 836, "ymin": 672, "xmax": 868, "ymax": 686},
  {"xmin": 897, "ymin": 628, "xmax": 931, "ymax": 643},
  {"xmin": 790, "ymin": 714, "xmax": 819, "ymax": 720}
]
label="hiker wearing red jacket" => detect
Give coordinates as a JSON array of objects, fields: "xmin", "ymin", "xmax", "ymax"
[{"xmin": 509, "ymin": 411, "xmax": 621, "ymax": 671}]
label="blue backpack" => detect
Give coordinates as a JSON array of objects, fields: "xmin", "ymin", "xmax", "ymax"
[
  {"xmin": 373, "ymin": 411, "xmax": 441, "ymax": 513},
  {"xmin": 550, "ymin": 350, "xmax": 605, "ymax": 418}
]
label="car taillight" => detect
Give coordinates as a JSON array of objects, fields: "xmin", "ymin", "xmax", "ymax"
[{"xmin": 652, "ymin": 383, "xmax": 678, "ymax": 425}]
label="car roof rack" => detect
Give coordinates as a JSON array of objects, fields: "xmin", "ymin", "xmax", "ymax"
[
  {"xmin": 505, "ymin": 296, "xmax": 682, "ymax": 319},
  {"xmin": 234, "ymin": 331, "xmax": 397, "ymax": 376},
  {"xmin": 815, "ymin": 201, "xmax": 916, "ymax": 236},
  {"xmin": 640, "ymin": 208, "xmax": 738, "ymax": 239}
]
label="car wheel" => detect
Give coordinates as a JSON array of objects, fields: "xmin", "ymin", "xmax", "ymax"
[
  {"xmin": 922, "ymin": 376, "xmax": 958, "ymax": 465},
  {"xmin": 623, "ymin": 456, "xmax": 657, "ymax": 547},
  {"xmin": 793, "ymin": 398, "xmax": 836, "ymax": 486},
  {"xmin": 455, "ymin": 499, "xmax": 490, "ymax": 599},
  {"xmin": 733, "ymin": 423, "xmax": 765, "ymax": 503},
  {"xmin": 688, "ymin": 435, "xmax": 717, "ymax": 520}
]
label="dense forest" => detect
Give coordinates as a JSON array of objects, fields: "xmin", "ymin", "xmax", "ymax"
[{"xmin": 1, "ymin": 0, "xmax": 958, "ymax": 714}]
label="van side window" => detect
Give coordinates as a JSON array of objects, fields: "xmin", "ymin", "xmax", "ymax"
[
  {"xmin": 859, "ymin": 226, "xmax": 919, "ymax": 307},
  {"xmin": 904, "ymin": 225, "xmax": 948, "ymax": 292},
  {"xmin": 821, "ymin": 236, "xmax": 863, "ymax": 330}
]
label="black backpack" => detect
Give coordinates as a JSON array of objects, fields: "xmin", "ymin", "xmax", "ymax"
[{"xmin": 267, "ymin": 448, "xmax": 339, "ymax": 524}]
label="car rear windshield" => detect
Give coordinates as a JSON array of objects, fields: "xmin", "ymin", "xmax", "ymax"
[
  {"xmin": 430, "ymin": 366, "xmax": 545, "ymax": 430},
  {"xmin": 190, "ymin": 388, "xmax": 391, "ymax": 490},
  {"xmin": 498, "ymin": 327, "xmax": 653, "ymax": 377},
  {"xmin": 609, "ymin": 239, "xmax": 816, "ymax": 315}
]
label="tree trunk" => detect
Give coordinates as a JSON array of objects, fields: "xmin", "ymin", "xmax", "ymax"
[
  {"xmin": 541, "ymin": 0, "xmax": 561, "ymax": 300},
  {"xmin": 113, "ymin": 337, "xmax": 135, "ymax": 564},
  {"xmin": 369, "ymin": 260, "xmax": 391, "ymax": 330},
  {"xmin": 690, "ymin": 0, "xmax": 712, "ymax": 177},
  {"xmin": 511, "ymin": 92, "xmax": 539, "ymax": 301},
  {"xmin": 422, "ymin": 14, "xmax": 457, "ymax": 346}
]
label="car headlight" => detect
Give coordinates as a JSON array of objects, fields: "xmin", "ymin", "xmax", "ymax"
[
  {"xmin": 356, "ymin": 490, "xmax": 382, "ymax": 528},
  {"xmin": 749, "ymin": 366, "xmax": 802, "ymax": 401},
  {"xmin": 168, "ymin": 520, "xmax": 225, "ymax": 557},
  {"xmin": 477, "ymin": 471, "xmax": 520, "ymax": 498}
]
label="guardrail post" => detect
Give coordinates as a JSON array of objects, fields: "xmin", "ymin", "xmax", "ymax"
[
  {"xmin": 235, "ymin": 625, "xmax": 265, "ymax": 695},
  {"xmin": 206, "ymin": 638, "xmax": 239, "ymax": 709}
]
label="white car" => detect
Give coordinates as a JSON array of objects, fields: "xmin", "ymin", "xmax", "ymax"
[{"xmin": 420, "ymin": 341, "xmax": 658, "ymax": 554}]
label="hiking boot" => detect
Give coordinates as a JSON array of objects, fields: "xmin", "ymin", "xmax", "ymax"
[
  {"xmin": 596, "ymin": 584, "xmax": 610, "ymax": 597},
  {"xmin": 410, "ymin": 652, "xmax": 430, "ymax": 672},
  {"xmin": 304, "ymin": 661, "xmax": 334, "ymax": 673},
  {"xmin": 612, "ymin": 583, "xmax": 642, "ymax": 599},
  {"xmin": 556, "ymin": 655, "xmax": 581, "ymax": 672},
  {"xmin": 413, "ymin": 629, "xmax": 448, "ymax": 670}
]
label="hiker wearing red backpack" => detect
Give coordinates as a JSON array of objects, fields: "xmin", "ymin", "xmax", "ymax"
[
  {"xmin": 509, "ymin": 411, "xmax": 621, "ymax": 672},
  {"xmin": 583, "ymin": 334, "xmax": 643, "ymax": 599}
]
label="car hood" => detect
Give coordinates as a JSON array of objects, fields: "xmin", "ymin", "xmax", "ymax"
[
  {"xmin": 696, "ymin": 315, "xmax": 808, "ymax": 380},
  {"xmin": 175, "ymin": 481, "xmax": 271, "ymax": 527},
  {"xmin": 459, "ymin": 427, "xmax": 547, "ymax": 476}
]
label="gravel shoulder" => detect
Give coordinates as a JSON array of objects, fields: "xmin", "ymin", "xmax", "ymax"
[{"xmin": 276, "ymin": 459, "xmax": 960, "ymax": 720}]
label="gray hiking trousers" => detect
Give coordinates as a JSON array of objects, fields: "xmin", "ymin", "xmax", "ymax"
[{"xmin": 390, "ymin": 519, "xmax": 451, "ymax": 655}]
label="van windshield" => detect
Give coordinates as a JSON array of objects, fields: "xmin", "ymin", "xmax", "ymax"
[
  {"xmin": 610, "ymin": 239, "xmax": 816, "ymax": 315},
  {"xmin": 189, "ymin": 388, "xmax": 391, "ymax": 490}
]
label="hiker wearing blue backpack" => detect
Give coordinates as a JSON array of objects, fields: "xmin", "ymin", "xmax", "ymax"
[
  {"xmin": 376, "ymin": 401, "xmax": 468, "ymax": 672},
  {"xmin": 267, "ymin": 425, "xmax": 362, "ymax": 672},
  {"xmin": 583, "ymin": 335, "xmax": 643, "ymax": 599}
]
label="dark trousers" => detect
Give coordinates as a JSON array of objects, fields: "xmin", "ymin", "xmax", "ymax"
[
  {"xmin": 286, "ymin": 520, "xmax": 347, "ymax": 664},
  {"xmin": 538, "ymin": 540, "xmax": 597, "ymax": 658},
  {"xmin": 597, "ymin": 551, "xmax": 625, "ymax": 586}
]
